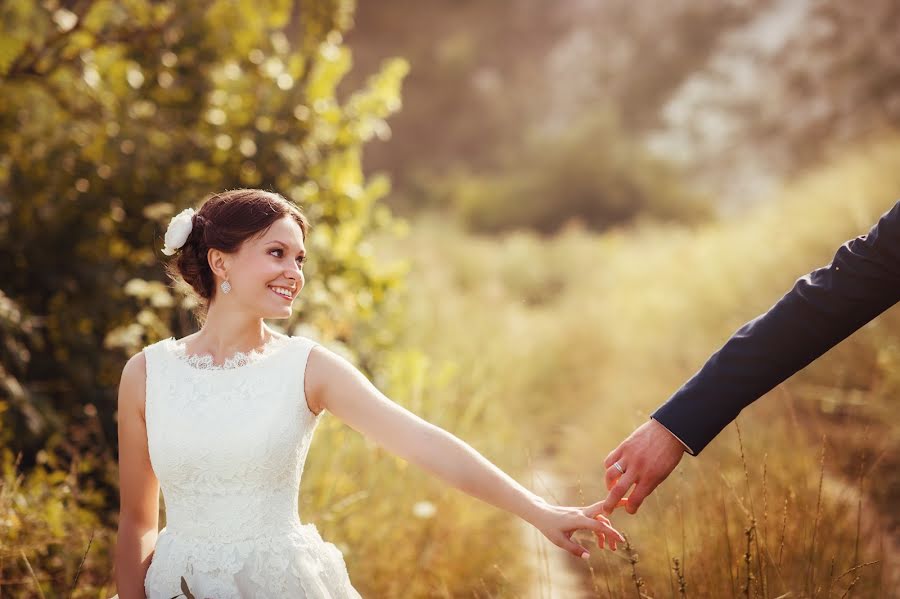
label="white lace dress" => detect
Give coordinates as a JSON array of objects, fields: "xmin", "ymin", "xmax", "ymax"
[{"xmin": 136, "ymin": 333, "xmax": 362, "ymax": 599}]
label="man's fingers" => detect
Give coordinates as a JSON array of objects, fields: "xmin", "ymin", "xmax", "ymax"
[
  {"xmin": 624, "ymin": 480, "xmax": 656, "ymax": 514},
  {"xmin": 604, "ymin": 444, "xmax": 624, "ymax": 469},
  {"xmin": 605, "ymin": 463, "xmax": 623, "ymax": 491},
  {"xmin": 601, "ymin": 471, "xmax": 637, "ymax": 515}
]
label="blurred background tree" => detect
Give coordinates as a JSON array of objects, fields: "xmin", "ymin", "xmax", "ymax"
[
  {"xmin": 648, "ymin": 0, "xmax": 900, "ymax": 208},
  {"xmin": 344, "ymin": 0, "xmax": 900, "ymax": 220},
  {"xmin": 0, "ymin": 0, "xmax": 406, "ymax": 510},
  {"xmin": 342, "ymin": 0, "xmax": 771, "ymax": 228}
]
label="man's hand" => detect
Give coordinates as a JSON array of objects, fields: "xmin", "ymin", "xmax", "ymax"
[{"xmin": 601, "ymin": 419, "xmax": 687, "ymax": 515}]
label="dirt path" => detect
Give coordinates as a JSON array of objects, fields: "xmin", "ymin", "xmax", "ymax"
[
  {"xmin": 821, "ymin": 469, "xmax": 900, "ymax": 591},
  {"xmin": 520, "ymin": 460, "xmax": 595, "ymax": 599}
]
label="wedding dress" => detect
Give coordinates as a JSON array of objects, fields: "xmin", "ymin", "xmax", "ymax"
[{"xmin": 133, "ymin": 333, "xmax": 362, "ymax": 598}]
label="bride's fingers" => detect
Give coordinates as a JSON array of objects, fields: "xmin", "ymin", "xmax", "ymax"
[
  {"xmin": 598, "ymin": 521, "xmax": 626, "ymax": 545},
  {"xmin": 578, "ymin": 515, "xmax": 625, "ymax": 546},
  {"xmin": 583, "ymin": 498, "xmax": 626, "ymax": 520},
  {"xmin": 583, "ymin": 513, "xmax": 618, "ymax": 534},
  {"xmin": 583, "ymin": 500, "xmax": 607, "ymax": 518},
  {"xmin": 594, "ymin": 527, "xmax": 620, "ymax": 551},
  {"xmin": 553, "ymin": 533, "xmax": 591, "ymax": 559},
  {"xmin": 591, "ymin": 529, "xmax": 617, "ymax": 552}
]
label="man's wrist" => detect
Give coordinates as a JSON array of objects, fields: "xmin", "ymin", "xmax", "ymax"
[{"xmin": 650, "ymin": 417, "xmax": 694, "ymax": 455}]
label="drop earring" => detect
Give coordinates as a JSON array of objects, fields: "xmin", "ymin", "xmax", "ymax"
[{"xmin": 220, "ymin": 280, "xmax": 232, "ymax": 294}]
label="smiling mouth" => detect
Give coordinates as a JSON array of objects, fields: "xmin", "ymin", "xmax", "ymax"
[{"xmin": 269, "ymin": 286, "xmax": 294, "ymax": 301}]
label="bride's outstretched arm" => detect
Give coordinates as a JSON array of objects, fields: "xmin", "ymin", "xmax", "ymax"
[{"xmin": 305, "ymin": 345, "xmax": 624, "ymax": 557}]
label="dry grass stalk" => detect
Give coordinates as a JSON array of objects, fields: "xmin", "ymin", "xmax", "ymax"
[
  {"xmin": 840, "ymin": 575, "xmax": 860, "ymax": 599},
  {"xmin": 624, "ymin": 534, "xmax": 644, "ymax": 599},
  {"xmin": 67, "ymin": 529, "xmax": 94, "ymax": 599},
  {"xmin": 20, "ymin": 549, "xmax": 47, "ymax": 599},
  {"xmin": 777, "ymin": 496, "xmax": 789, "ymax": 567},
  {"xmin": 807, "ymin": 436, "xmax": 826, "ymax": 594},
  {"xmin": 743, "ymin": 520, "xmax": 756, "ymax": 599},
  {"xmin": 672, "ymin": 556, "xmax": 687, "ymax": 599}
]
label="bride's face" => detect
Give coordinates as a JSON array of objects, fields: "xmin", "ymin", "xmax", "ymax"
[{"xmin": 221, "ymin": 215, "xmax": 306, "ymax": 318}]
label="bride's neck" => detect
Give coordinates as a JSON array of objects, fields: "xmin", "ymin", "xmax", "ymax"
[{"xmin": 192, "ymin": 303, "xmax": 272, "ymax": 355}]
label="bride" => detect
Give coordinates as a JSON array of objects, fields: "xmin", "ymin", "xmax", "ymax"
[{"xmin": 113, "ymin": 188, "xmax": 624, "ymax": 598}]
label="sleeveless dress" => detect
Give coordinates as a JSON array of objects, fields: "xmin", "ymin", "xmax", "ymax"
[{"xmin": 138, "ymin": 333, "xmax": 362, "ymax": 599}]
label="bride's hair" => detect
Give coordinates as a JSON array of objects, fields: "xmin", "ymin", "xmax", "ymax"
[{"xmin": 164, "ymin": 188, "xmax": 309, "ymax": 318}]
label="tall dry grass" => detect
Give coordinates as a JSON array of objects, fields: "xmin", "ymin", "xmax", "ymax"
[
  {"xmin": 3, "ymin": 138, "xmax": 899, "ymax": 597},
  {"xmin": 367, "ymin": 136, "xmax": 900, "ymax": 596}
]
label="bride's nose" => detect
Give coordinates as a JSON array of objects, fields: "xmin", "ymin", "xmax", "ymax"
[{"xmin": 285, "ymin": 266, "xmax": 303, "ymax": 288}]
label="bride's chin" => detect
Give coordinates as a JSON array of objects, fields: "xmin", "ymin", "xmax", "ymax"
[{"xmin": 266, "ymin": 306, "xmax": 293, "ymax": 318}]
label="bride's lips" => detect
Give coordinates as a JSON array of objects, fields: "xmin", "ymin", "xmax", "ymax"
[{"xmin": 269, "ymin": 287, "xmax": 294, "ymax": 301}]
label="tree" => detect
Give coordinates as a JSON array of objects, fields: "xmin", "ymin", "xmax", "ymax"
[
  {"xmin": 0, "ymin": 0, "xmax": 407, "ymax": 469},
  {"xmin": 342, "ymin": 0, "xmax": 768, "ymax": 211},
  {"xmin": 649, "ymin": 0, "xmax": 900, "ymax": 205}
]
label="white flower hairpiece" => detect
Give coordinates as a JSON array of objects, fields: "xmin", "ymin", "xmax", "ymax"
[{"xmin": 161, "ymin": 207, "xmax": 196, "ymax": 255}]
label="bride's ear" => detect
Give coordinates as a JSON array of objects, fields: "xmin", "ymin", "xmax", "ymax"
[{"xmin": 207, "ymin": 248, "xmax": 230, "ymax": 281}]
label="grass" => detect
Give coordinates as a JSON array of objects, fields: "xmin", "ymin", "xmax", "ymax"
[
  {"xmin": 369, "ymin": 135, "xmax": 900, "ymax": 596},
  {"xmin": 2, "ymin": 136, "xmax": 899, "ymax": 596}
]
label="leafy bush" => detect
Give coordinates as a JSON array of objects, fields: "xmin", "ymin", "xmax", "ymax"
[{"xmin": 0, "ymin": 0, "xmax": 407, "ymax": 460}]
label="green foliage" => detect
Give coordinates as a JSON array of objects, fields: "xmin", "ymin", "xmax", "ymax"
[
  {"xmin": 1, "ymin": 445, "xmax": 116, "ymax": 597},
  {"xmin": 3, "ymin": 0, "xmax": 898, "ymax": 596},
  {"xmin": 438, "ymin": 113, "xmax": 711, "ymax": 234},
  {"xmin": 0, "ymin": 0, "xmax": 410, "ymax": 591},
  {"xmin": 0, "ymin": 0, "xmax": 408, "ymax": 453}
]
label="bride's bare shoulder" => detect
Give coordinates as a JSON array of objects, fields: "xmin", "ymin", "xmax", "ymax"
[
  {"xmin": 122, "ymin": 348, "xmax": 147, "ymax": 379},
  {"xmin": 119, "ymin": 349, "xmax": 148, "ymax": 420},
  {"xmin": 304, "ymin": 344, "xmax": 357, "ymax": 387}
]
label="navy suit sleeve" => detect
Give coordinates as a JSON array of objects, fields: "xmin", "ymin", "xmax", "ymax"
[{"xmin": 652, "ymin": 200, "xmax": 900, "ymax": 455}]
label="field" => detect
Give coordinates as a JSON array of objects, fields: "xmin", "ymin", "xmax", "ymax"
[
  {"xmin": 355, "ymin": 137, "xmax": 900, "ymax": 597},
  {"xmin": 3, "ymin": 140, "xmax": 899, "ymax": 598}
]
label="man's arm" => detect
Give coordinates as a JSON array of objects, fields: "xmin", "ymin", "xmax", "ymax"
[
  {"xmin": 602, "ymin": 199, "xmax": 900, "ymax": 515},
  {"xmin": 654, "ymin": 199, "xmax": 900, "ymax": 455}
]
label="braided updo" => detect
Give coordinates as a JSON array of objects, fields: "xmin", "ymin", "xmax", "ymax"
[{"xmin": 163, "ymin": 188, "xmax": 309, "ymax": 317}]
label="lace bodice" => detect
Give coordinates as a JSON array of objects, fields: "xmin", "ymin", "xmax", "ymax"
[
  {"xmin": 167, "ymin": 333, "xmax": 294, "ymax": 371},
  {"xmin": 138, "ymin": 333, "xmax": 361, "ymax": 598}
]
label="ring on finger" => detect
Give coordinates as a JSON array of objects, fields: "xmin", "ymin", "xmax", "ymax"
[{"xmin": 613, "ymin": 461, "xmax": 625, "ymax": 474}]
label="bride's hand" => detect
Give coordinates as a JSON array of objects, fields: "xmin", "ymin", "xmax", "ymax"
[{"xmin": 527, "ymin": 499, "xmax": 625, "ymax": 559}]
